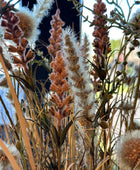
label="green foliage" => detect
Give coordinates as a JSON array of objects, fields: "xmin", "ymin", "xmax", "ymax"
[{"xmin": 110, "ymin": 39, "xmax": 121, "ymax": 52}]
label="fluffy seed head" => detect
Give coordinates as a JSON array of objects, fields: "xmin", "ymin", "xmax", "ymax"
[
  {"xmin": 116, "ymin": 130, "xmax": 140, "ymax": 169},
  {"xmin": 15, "ymin": 8, "xmax": 40, "ymax": 48},
  {"xmin": 16, "ymin": 12, "xmax": 34, "ymax": 39}
]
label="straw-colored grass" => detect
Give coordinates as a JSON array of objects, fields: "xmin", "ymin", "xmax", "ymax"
[{"xmin": 0, "ymin": 0, "xmax": 139, "ymax": 169}]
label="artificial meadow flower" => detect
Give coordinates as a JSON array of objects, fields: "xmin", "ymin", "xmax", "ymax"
[
  {"xmin": 16, "ymin": 7, "xmax": 40, "ymax": 47},
  {"xmin": 116, "ymin": 130, "xmax": 140, "ymax": 170},
  {"xmin": 16, "ymin": 0, "xmax": 54, "ymax": 48},
  {"xmin": 1, "ymin": 0, "xmax": 54, "ymax": 48},
  {"xmin": 48, "ymin": 9, "xmax": 73, "ymax": 129},
  {"xmin": 62, "ymin": 27, "xmax": 96, "ymax": 120}
]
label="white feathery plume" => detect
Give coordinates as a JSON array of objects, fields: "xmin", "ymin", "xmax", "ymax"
[
  {"xmin": 1, "ymin": 0, "xmax": 54, "ymax": 48},
  {"xmin": 62, "ymin": 28, "xmax": 97, "ymax": 168},
  {"xmin": 15, "ymin": 5, "xmax": 40, "ymax": 48},
  {"xmin": 33, "ymin": 0, "xmax": 54, "ymax": 24},
  {"xmin": 62, "ymin": 27, "xmax": 96, "ymax": 119}
]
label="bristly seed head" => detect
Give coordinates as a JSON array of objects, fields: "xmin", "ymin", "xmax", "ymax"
[{"xmin": 116, "ymin": 130, "xmax": 140, "ymax": 169}]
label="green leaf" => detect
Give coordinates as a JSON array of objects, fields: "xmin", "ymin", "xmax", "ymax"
[
  {"xmin": 51, "ymin": 125, "xmax": 60, "ymax": 147},
  {"xmin": 11, "ymin": 75, "xmax": 35, "ymax": 92},
  {"xmin": 60, "ymin": 120, "xmax": 73, "ymax": 146},
  {"xmin": 40, "ymin": 112, "xmax": 51, "ymax": 132}
]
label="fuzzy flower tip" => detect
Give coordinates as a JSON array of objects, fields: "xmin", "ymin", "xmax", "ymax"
[
  {"xmin": 18, "ymin": 0, "xmax": 54, "ymax": 47},
  {"xmin": 62, "ymin": 27, "xmax": 96, "ymax": 120},
  {"xmin": 0, "ymin": 141, "xmax": 21, "ymax": 169},
  {"xmin": 116, "ymin": 130, "xmax": 140, "ymax": 170},
  {"xmin": 33, "ymin": 0, "xmax": 54, "ymax": 22},
  {"xmin": 47, "ymin": 9, "xmax": 65, "ymax": 59},
  {"xmin": 13, "ymin": 5, "xmax": 40, "ymax": 48},
  {"xmin": 17, "ymin": 0, "xmax": 54, "ymax": 47}
]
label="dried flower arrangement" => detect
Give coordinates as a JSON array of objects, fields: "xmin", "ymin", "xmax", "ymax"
[{"xmin": 0, "ymin": 0, "xmax": 139, "ymax": 169}]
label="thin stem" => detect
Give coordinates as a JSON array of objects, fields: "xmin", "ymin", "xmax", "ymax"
[
  {"xmin": 0, "ymin": 48, "xmax": 36, "ymax": 170},
  {"xmin": 58, "ymin": 124, "xmax": 61, "ymax": 170},
  {"xmin": 105, "ymin": 0, "xmax": 125, "ymax": 19},
  {"xmin": 130, "ymin": 68, "xmax": 140, "ymax": 129}
]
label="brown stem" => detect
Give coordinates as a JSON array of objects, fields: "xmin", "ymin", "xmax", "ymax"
[
  {"xmin": 57, "ymin": 123, "xmax": 61, "ymax": 170},
  {"xmin": 130, "ymin": 68, "xmax": 140, "ymax": 129}
]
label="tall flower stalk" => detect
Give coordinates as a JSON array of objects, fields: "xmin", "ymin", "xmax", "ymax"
[
  {"xmin": 49, "ymin": 50, "xmax": 73, "ymax": 130},
  {"xmin": 48, "ymin": 9, "xmax": 73, "ymax": 170},
  {"xmin": 91, "ymin": 0, "xmax": 111, "ymax": 92},
  {"xmin": 62, "ymin": 28, "xmax": 96, "ymax": 124},
  {"xmin": 62, "ymin": 28, "xmax": 96, "ymax": 167}
]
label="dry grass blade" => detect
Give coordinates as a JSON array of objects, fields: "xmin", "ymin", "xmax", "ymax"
[
  {"xmin": 0, "ymin": 1, "xmax": 139, "ymax": 169},
  {"xmin": 0, "ymin": 139, "xmax": 21, "ymax": 170},
  {"xmin": 95, "ymin": 155, "xmax": 111, "ymax": 170},
  {"xmin": 67, "ymin": 163, "xmax": 75, "ymax": 170},
  {"xmin": 0, "ymin": 48, "xmax": 36, "ymax": 169}
]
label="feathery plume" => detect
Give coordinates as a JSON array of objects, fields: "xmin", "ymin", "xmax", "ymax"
[
  {"xmin": 33, "ymin": 0, "xmax": 54, "ymax": 22},
  {"xmin": 62, "ymin": 28, "xmax": 96, "ymax": 168},
  {"xmin": 15, "ymin": 7, "xmax": 40, "ymax": 47},
  {"xmin": 116, "ymin": 130, "xmax": 140, "ymax": 170},
  {"xmin": 62, "ymin": 28, "xmax": 96, "ymax": 120}
]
